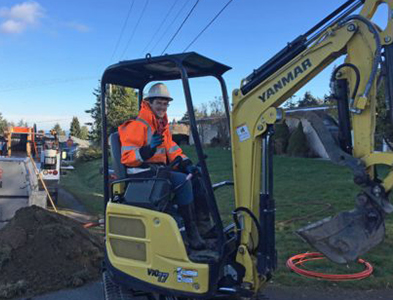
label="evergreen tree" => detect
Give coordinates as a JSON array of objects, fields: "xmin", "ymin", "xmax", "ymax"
[
  {"xmin": 0, "ymin": 113, "xmax": 7, "ymax": 135},
  {"xmin": 297, "ymin": 91, "xmax": 322, "ymax": 107},
  {"xmin": 88, "ymin": 84, "xmax": 139, "ymax": 142},
  {"xmin": 52, "ymin": 123, "xmax": 65, "ymax": 136},
  {"xmin": 70, "ymin": 116, "xmax": 81, "ymax": 137},
  {"xmin": 79, "ymin": 126, "xmax": 89, "ymax": 140},
  {"xmin": 287, "ymin": 122, "xmax": 309, "ymax": 157},
  {"xmin": 376, "ymin": 80, "xmax": 393, "ymax": 143},
  {"xmin": 17, "ymin": 119, "xmax": 28, "ymax": 127}
]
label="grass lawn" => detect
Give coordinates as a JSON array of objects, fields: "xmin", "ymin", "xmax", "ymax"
[{"xmin": 60, "ymin": 146, "xmax": 393, "ymax": 290}]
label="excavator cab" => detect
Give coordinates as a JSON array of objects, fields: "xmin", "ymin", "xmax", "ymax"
[{"xmin": 101, "ymin": 53, "xmax": 251, "ymax": 299}]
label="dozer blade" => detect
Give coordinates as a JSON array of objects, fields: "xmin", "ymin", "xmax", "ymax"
[{"xmin": 296, "ymin": 206, "xmax": 385, "ymax": 264}]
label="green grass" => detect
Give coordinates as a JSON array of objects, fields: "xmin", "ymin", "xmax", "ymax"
[
  {"xmin": 60, "ymin": 159, "xmax": 104, "ymax": 215},
  {"xmin": 61, "ymin": 146, "xmax": 393, "ymax": 289}
]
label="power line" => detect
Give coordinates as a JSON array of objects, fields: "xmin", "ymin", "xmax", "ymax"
[
  {"xmin": 109, "ymin": 0, "xmax": 135, "ymax": 63},
  {"xmin": 0, "ymin": 76, "xmax": 97, "ymax": 93},
  {"xmin": 139, "ymin": 0, "xmax": 179, "ymax": 56},
  {"xmin": 161, "ymin": 0, "xmax": 200, "ymax": 55},
  {"xmin": 150, "ymin": 0, "xmax": 190, "ymax": 54},
  {"xmin": 119, "ymin": 0, "xmax": 150, "ymax": 60},
  {"xmin": 183, "ymin": 0, "xmax": 234, "ymax": 52}
]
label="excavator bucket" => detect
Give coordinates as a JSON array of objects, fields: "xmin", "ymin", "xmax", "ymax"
[
  {"xmin": 296, "ymin": 205, "xmax": 385, "ymax": 264},
  {"xmin": 296, "ymin": 112, "xmax": 390, "ymax": 264}
]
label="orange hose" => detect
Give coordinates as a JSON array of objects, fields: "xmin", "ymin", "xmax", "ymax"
[
  {"xmin": 83, "ymin": 222, "xmax": 101, "ymax": 228},
  {"xmin": 286, "ymin": 252, "xmax": 373, "ymax": 281}
]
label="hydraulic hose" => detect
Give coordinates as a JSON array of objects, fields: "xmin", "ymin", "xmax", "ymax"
[
  {"xmin": 233, "ymin": 207, "xmax": 262, "ymax": 252},
  {"xmin": 339, "ymin": 15, "xmax": 382, "ymax": 99},
  {"xmin": 331, "ymin": 63, "xmax": 361, "ymax": 101}
]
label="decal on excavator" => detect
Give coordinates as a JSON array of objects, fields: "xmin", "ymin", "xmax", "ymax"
[
  {"xmin": 176, "ymin": 267, "xmax": 198, "ymax": 283},
  {"xmin": 236, "ymin": 124, "xmax": 251, "ymax": 142},
  {"xmin": 258, "ymin": 58, "xmax": 312, "ymax": 102},
  {"xmin": 147, "ymin": 268, "xmax": 169, "ymax": 283}
]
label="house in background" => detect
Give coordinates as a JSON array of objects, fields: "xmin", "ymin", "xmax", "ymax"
[
  {"xmin": 58, "ymin": 135, "xmax": 91, "ymax": 161},
  {"xmin": 178, "ymin": 116, "xmax": 229, "ymax": 146},
  {"xmin": 170, "ymin": 123, "xmax": 190, "ymax": 145}
]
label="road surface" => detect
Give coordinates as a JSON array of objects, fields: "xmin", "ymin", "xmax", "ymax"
[{"xmin": 19, "ymin": 281, "xmax": 393, "ymax": 300}]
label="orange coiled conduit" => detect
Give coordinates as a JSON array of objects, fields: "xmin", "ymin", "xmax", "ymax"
[{"xmin": 286, "ymin": 252, "xmax": 373, "ymax": 281}]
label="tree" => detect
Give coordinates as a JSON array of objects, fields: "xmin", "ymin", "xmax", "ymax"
[
  {"xmin": 70, "ymin": 116, "xmax": 81, "ymax": 137},
  {"xmin": 297, "ymin": 91, "xmax": 323, "ymax": 108},
  {"xmin": 52, "ymin": 123, "xmax": 65, "ymax": 136},
  {"xmin": 0, "ymin": 113, "xmax": 7, "ymax": 135},
  {"xmin": 79, "ymin": 126, "xmax": 89, "ymax": 140},
  {"xmin": 17, "ymin": 119, "xmax": 28, "ymax": 127},
  {"xmin": 287, "ymin": 122, "xmax": 309, "ymax": 157},
  {"xmin": 208, "ymin": 96, "xmax": 229, "ymax": 146},
  {"xmin": 376, "ymin": 80, "xmax": 393, "ymax": 144},
  {"xmin": 89, "ymin": 84, "xmax": 139, "ymax": 142}
]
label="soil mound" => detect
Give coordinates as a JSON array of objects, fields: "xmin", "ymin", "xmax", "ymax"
[{"xmin": 0, "ymin": 205, "xmax": 104, "ymax": 299}]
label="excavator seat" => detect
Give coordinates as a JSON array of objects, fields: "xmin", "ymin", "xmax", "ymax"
[
  {"xmin": 109, "ymin": 132, "xmax": 171, "ymax": 211},
  {"xmin": 109, "ymin": 132, "xmax": 126, "ymax": 179}
]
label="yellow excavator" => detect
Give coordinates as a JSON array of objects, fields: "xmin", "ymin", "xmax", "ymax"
[{"xmin": 100, "ymin": 0, "xmax": 393, "ymax": 298}]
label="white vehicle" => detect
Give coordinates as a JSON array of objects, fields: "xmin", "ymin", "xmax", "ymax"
[{"xmin": 37, "ymin": 132, "xmax": 61, "ymax": 202}]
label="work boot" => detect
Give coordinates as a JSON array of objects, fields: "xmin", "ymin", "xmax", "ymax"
[
  {"xmin": 198, "ymin": 219, "xmax": 217, "ymax": 238},
  {"xmin": 193, "ymin": 184, "xmax": 215, "ymax": 238},
  {"xmin": 178, "ymin": 204, "xmax": 206, "ymax": 250}
]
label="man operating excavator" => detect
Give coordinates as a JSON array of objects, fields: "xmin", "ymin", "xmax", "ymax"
[{"xmin": 118, "ymin": 82, "xmax": 210, "ymax": 250}]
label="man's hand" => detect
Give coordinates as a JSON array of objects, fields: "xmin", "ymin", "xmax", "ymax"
[
  {"xmin": 185, "ymin": 164, "xmax": 199, "ymax": 175},
  {"xmin": 150, "ymin": 133, "xmax": 163, "ymax": 149}
]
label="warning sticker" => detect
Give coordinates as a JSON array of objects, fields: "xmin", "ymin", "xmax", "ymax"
[
  {"xmin": 176, "ymin": 267, "xmax": 198, "ymax": 283},
  {"xmin": 236, "ymin": 124, "xmax": 251, "ymax": 142}
]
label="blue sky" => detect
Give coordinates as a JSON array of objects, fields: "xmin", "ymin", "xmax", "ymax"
[{"xmin": 0, "ymin": 0, "xmax": 388, "ymax": 130}]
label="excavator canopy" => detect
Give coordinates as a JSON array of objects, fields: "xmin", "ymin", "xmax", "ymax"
[{"xmin": 101, "ymin": 52, "xmax": 231, "ymax": 89}]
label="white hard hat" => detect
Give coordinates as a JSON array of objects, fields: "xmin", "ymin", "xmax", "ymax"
[{"xmin": 145, "ymin": 83, "xmax": 173, "ymax": 101}]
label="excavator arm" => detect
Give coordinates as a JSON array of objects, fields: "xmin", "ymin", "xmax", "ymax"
[{"xmin": 231, "ymin": 0, "xmax": 393, "ymax": 291}]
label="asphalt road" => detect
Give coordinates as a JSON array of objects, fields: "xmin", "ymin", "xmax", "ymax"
[
  {"xmin": 0, "ymin": 196, "xmax": 29, "ymax": 229},
  {"xmin": 19, "ymin": 281, "xmax": 393, "ymax": 300}
]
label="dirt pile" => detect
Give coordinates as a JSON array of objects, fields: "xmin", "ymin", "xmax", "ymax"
[{"xmin": 0, "ymin": 205, "xmax": 104, "ymax": 299}]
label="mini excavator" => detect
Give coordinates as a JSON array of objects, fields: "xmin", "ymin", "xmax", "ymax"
[{"xmin": 101, "ymin": 0, "xmax": 393, "ymax": 298}]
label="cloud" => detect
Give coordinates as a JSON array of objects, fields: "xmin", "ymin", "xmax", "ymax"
[
  {"xmin": 1, "ymin": 19, "xmax": 25, "ymax": 34},
  {"xmin": 0, "ymin": 1, "xmax": 44, "ymax": 34},
  {"xmin": 65, "ymin": 21, "xmax": 90, "ymax": 33}
]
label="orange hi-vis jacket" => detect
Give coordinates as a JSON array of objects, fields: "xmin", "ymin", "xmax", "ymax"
[{"xmin": 119, "ymin": 101, "xmax": 187, "ymax": 168}]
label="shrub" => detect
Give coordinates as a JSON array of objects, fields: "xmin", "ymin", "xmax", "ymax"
[
  {"xmin": 77, "ymin": 146, "xmax": 102, "ymax": 162},
  {"xmin": 274, "ymin": 121, "xmax": 290, "ymax": 154},
  {"xmin": 287, "ymin": 122, "xmax": 309, "ymax": 157}
]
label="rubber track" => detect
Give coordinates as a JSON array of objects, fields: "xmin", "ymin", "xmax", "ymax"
[{"xmin": 103, "ymin": 271, "xmax": 136, "ymax": 300}]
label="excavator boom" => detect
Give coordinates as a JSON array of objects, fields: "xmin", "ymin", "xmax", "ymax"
[{"xmin": 231, "ymin": 0, "xmax": 393, "ymax": 289}]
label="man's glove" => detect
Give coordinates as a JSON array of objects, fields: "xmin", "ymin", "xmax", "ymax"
[
  {"xmin": 140, "ymin": 132, "xmax": 163, "ymax": 161},
  {"xmin": 150, "ymin": 133, "xmax": 163, "ymax": 149},
  {"xmin": 185, "ymin": 164, "xmax": 199, "ymax": 175}
]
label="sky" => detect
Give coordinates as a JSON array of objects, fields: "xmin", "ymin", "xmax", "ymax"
[{"xmin": 0, "ymin": 0, "xmax": 389, "ymax": 131}]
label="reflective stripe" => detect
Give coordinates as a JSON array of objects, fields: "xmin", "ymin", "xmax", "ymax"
[
  {"xmin": 134, "ymin": 148, "xmax": 144, "ymax": 162},
  {"xmin": 121, "ymin": 145, "xmax": 139, "ymax": 153},
  {"xmin": 121, "ymin": 145, "xmax": 143, "ymax": 162},
  {"xmin": 156, "ymin": 148, "xmax": 166, "ymax": 154},
  {"xmin": 136, "ymin": 117, "xmax": 152, "ymax": 144},
  {"xmin": 168, "ymin": 145, "xmax": 180, "ymax": 153},
  {"xmin": 127, "ymin": 168, "xmax": 150, "ymax": 174}
]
